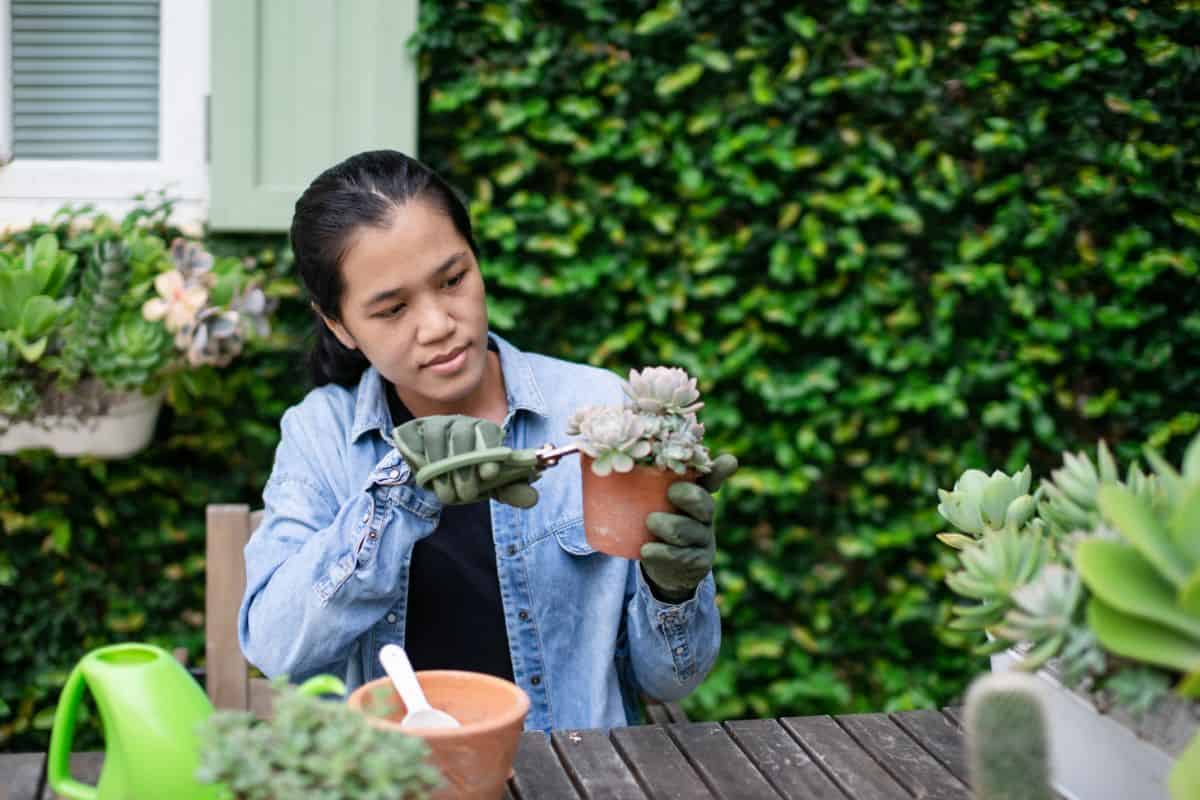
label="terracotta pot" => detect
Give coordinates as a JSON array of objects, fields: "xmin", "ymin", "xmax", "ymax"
[
  {"xmin": 580, "ymin": 454, "xmax": 694, "ymax": 560},
  {"xmin": 346, "ymin": 671, "xmax": 530, "ymax": 800}
]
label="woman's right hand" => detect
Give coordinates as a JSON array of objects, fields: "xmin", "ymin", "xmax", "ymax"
[{"xmin": 392, "ymin": 415, "xmax": 541, "ymax": 508}]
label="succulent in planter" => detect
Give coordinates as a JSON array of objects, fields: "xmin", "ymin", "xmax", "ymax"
[
  {"xmin": 567, "ymin": 366, "xmax": 713, "ymax": 477},
  {"xmin": 196, "ymin": 679, "xmax": 442, "ymax": 800},
  {"xmin": 0, "ymin": 202, "xmax": 281, "ymax": 453},
  {"xmin": 934, "ymin": 432, "xmax": 1200, "ymax": 800},
  {"xmin": 963, "ymin": 671, "xmax": 1055, "ymax": 800}
]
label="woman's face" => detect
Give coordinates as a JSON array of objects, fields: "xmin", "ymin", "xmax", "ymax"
[{"xmin": 322, "ymin": 199, "xmax": 492, "ymax": 413}]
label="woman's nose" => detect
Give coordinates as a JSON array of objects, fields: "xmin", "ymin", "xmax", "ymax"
[{"xmin": 414, "ymin": 300, "xmax": 455, "ymax": 344}]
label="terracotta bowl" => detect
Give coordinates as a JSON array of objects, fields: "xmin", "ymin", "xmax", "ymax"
[
  {"xmin": 347, "ymin": 671, "xmax": 530, "ymax": 800},
  {"xmin": 581, "ymin": 454, "xmax": 695, "ymax": 559}
]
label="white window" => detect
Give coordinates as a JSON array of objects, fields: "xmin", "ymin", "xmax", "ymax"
[{"xmin": 0, "ymin": 0, "xmax": 209, "ymax": 229}]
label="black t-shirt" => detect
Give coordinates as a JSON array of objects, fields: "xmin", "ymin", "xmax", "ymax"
[{"xmin": 384, "ymin": 366, "xmax": 515, "ymax": 681}]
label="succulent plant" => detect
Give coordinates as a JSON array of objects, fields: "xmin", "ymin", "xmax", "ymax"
[
  {"xmin": 0, "ymin": 234, "xmax": 75, "ymax": 364},
  {"xmin": 945, "ymin": 526, "xmax": 1050, "ymax": 653},
  {"xmin": 1038, "ymin": 440, "xmax": 1160, "ymax": 537},
  {"xmin": 196, "ymin": 679, "xmax": 442, "ymax": 800},
  {"xmin": 175, "ymin": 307, "xmax": 244, "ymax": 367},
  {"xmin": 621, "ymin": 365, "xmax": 704, "ymax": 415},
  {"xmin": 56, "ymin": 239, "xmax": 129, "ymax": 388},
  {"xmin": 963, "ymin": 671, "xmax": 1054, "ymax": 800},
  {"xmin": 937, "ymin": 466, "xmax": 1038, "ymax": 547},
  {"xmin": 1075, "ymin": 433, "xmax": 1200, "ymax": 698},
  {"xmin": 569, "ymin": 405, "xmax": 651, "ymax": 475},
  {"xmin": 92, "ymin": 315, "xmax": 172, "ymax": 390},
  {"xmin": 569, "ymin": 365, "xmax": 714, "ymax": 477}
]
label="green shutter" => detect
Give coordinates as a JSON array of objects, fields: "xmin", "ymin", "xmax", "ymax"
[
  {"xmin": 209, "ymin": 0, "xmax": 419, "ymax": 231},
  {"xmin": 10, "ymin": 0, "xmax": 161, "ymax": 160}
]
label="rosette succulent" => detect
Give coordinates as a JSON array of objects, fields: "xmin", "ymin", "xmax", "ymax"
[
  {"xmin": 92, "ymin": 316, "xmax": 172, "ymax": 389},
  {"xmin": 568, "ymin": 366, "xmax": 713, "ymax": 477},
  {"xmin": 567, "ymin": 406, "xmax": 650, "ymax": 476}
]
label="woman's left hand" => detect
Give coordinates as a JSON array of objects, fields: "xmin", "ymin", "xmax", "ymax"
[{"xmin": 640, "ymin": 453, "xmax": 739, "ymax": 602}]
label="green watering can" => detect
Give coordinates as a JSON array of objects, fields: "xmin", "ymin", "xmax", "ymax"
[{"xmin": 47, "ymin": 642, "xmax": 345, "ymax": 800}]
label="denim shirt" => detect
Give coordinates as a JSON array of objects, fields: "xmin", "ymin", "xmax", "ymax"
[{"xmin": 238, "ymin": 333, "xmax": 721, "ymax": 731}]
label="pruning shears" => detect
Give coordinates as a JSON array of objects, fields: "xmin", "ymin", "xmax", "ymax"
[{"xmin": 410, "ymin": 441, "xmax": 581, "ymax": 489}]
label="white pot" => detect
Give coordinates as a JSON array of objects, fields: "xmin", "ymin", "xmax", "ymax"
[
  {"xmin": 991, "ymin": 647, "xmax": 1199, "ymax": 800},
  {"xmin": 0, "ymin": 390, "xmax": 164, "ymax": 458}
]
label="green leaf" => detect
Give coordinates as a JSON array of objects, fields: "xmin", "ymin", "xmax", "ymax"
[
  {"xmin": 1075, "ymin": 539, "xmax": 1200, "ymax": 640},
  {"xmin": 1097, "ymin": 484, "xmax": 1190, "ymax": 587},
  {"xmin": 634, "ymin": 0, "xmax": 680, "ymax": 35},
  {"xmin": 1170, "ymin": 729, "xmax": 1200, "ymax": 800},
  {"xmin": 655, "ymin": 63, "xmax": 704, "ymax": 96},
  {"xmin": 18, "ymin": 295, "xmax": 59, "ymax": 340},
  {"xmin": 1170, "ymin": 485, "xmax": 1200, "ymax": 563},
  {"xmin": 1087, "ymin": 597, "xmax": 1200, "ymax": 674}
]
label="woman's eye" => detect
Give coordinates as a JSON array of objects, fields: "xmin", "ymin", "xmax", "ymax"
[
  {"xmin": 382, "ymin": 304, "xmax": 406, "ymax": 318},
  {"xmin": 445, "ymin": 271, "xmax": 466, "ymax": 288}
]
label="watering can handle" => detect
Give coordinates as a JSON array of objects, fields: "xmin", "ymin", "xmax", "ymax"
[
  {"xmin": 296, "ymin": 674, "xmax": 347, "ymax": 698},
  {"xmin": 46, "ymin": 664, "xmax": 98, "ymax": 800}
]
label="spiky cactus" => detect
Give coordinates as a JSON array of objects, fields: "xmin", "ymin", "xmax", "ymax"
[
  {"xmin": 964, "ymin": 671, "xmax": 1054, "ymax": 800},
  {"xmin": 56, "ymin": 239, "xmax": 129, "ymax": 387}
]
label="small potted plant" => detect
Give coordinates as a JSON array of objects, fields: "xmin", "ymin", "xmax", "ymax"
[
  {"xmin": 0, "ymin": 201, "xmax": 276, "ymax": 458},
  {"xmin": 933, "ymin": 432, "xmax": 1200, "ymax": 799},
  {"xmin": 196, "ymin": 679, "xmax": 443, "ymax": 800},
  {"xmin": 566, "ymin": 365, "xmax": 713, "ymax": 559}
]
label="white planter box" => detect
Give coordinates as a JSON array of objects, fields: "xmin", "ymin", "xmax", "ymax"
[
  {"xmin": 991, "ymin": 648, "xmax": 1199, "ymax": 800},
  {"xmin": 0, "ymin": 391, "xmax": 163, "ymax": 458}
]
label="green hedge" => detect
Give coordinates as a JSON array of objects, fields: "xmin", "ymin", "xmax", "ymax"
[{"xmin": 3, "ymin": 0, "xmax": 1198, "ymax": 750}]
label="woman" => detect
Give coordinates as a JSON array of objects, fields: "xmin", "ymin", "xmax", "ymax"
[{"xmin": 238, "ymin": 150, "xmax": 736, "ymax": 730}]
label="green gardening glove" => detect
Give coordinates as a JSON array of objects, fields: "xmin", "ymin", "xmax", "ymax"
[
  {"xmin": 640, "ymin": 454, "xmax": 739, "ymax": 602},
  {"xmin": 392, "ymin": 415, "xmax": 541, "ymax": 508}
]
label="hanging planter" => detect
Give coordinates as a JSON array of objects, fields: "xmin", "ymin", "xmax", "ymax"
[
  {"xmin": 0, "ymin": 202, "xmax": 278, "ymax": 460},
  {"xmin": 0, "ymin": 387, "xmax": 164, "ymax": 459},
  {"xmin": 568, "ymin": 366, "xmax": 712, "ymax": 560}
]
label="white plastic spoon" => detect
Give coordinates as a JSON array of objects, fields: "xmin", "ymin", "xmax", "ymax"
[{"xmin": 378, "ymin": 644, "xmax": 461, "ymax": 729}]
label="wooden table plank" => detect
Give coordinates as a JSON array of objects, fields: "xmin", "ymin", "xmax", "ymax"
[
  {"xmin": 667, "ymin": 722, "xmax": 781, "ymax": 799},
  {"xmin": 551, "ymin": 729, "xmax": 646, "ymax": 799},
  {"xmin": 511, "ymin": 732, "xmax": 582, "ymax": 800},
  {"xmin": 611, "ymin": 725, "xmax": 713, "ymax": 800},
  {"xmin": 836, "ymin": 713, "xmax": 968, "ymax": 799},
  {"xmin": 890, "ymin": 710, "xmax": 969, "ymax": 784},
  {"xmin": 782, "ymin": 716, "xmax": 912, "ymax": 800},
  {"xmin": 723, "ymin": 719, "xmax": 847, "ymax": 799}
]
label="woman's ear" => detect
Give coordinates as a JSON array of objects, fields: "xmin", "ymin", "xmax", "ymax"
[{"xmin": 315, "ymin": 306, "xmax": 358, "ymax": 351}]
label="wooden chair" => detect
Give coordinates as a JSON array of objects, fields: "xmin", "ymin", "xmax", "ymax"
[{"xmin": 203, "ymin": 504, "xmax": 688, "ymax": 723}]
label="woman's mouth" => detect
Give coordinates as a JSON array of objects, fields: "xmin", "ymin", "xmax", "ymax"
[{"xmin": 423, "ymin": 345, "xmax": 468, "ymax": 374}]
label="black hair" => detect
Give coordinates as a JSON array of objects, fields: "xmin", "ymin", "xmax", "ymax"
[{"xmin": 290, "ymin": 149, "xmax": 479, "ymax": 387}]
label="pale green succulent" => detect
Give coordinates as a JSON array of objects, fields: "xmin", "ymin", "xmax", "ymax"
[
  {"xmin": 93, "ymin": 315, "xmax": 171, "ymax": 390},
  {"xmin": 937, "ymin": 466, "xmax": 1038, "ymax": 546},
  {"xmin": 621, "ymin": 365, "xmax": 704, "ymax": 415},
  {"xmin": 1038, "ymin": 440, "xmax": 1159, "ymax": 537},
  {"xmin": 569, "ymin": 405, "xmax": 651, "ymax": 475},
  {"xmin": 945, "ymin": 526, "xmax": 1050, "ymax": 653},
  {"xmin": 1075, "ymin": 432, "xmax": 1200, "ymax": 698}
]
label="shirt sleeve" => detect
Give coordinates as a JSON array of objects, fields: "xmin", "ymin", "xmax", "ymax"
[
  {"xmin": 621, "ymin": 563, "xmax": 721, "ymax": 702},
  {"xmin": 238, "ymin": 407, "xmax": 441, "ymax": 683}
]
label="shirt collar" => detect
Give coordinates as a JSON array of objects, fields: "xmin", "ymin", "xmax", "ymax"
[{"xmin": 349, "ymin": 331, "xmax": 549, "ymax": 444}]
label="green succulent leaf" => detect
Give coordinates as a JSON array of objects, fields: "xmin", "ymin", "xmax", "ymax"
[
  {"xmin": 1075, "ymin": 539, "xmax": 1200, "ymax": 640},
  {"xmin": 1168, "ymin": 485, "xmax": 1200, "ymax": 564},
  {"xmin": 1097, "ymin": 483, "xmax": 1190, "ymax": 587},
  {"xmin": 1169, "ymin": 729, "xmax": 1200, "ymax": 800},
  {"xmin": 1086, "ymin": 597, "xmax": 1200, "ymax": 675},
  {"xmin": 18, "ymin": 295, "xmax": 60, "ymax": 340}
]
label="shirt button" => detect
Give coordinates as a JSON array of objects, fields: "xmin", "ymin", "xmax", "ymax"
[
  {"xmin": 507, "ymin": 544, "xmax": 517, "ymax": 556},
  {"xmin": 518, "ymin": 610, "xmax": 529, "ymax": 621},
  {"xmin": 530, "ymin": 675, "xmax": 541, "ymax": 686},
  {"xmin": 388, "ymin": 469, "xmax": 400, "ymax": 479},
  {"xmin": 674, "ymin": 646, "xmax": 685, "ymax": 655},
  {"xmin": 386, "ymin": 613, "xmax": 397, "ymax": 624}
]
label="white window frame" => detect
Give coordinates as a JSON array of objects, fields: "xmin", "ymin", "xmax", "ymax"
[{"xmin": 0, "ymin": 0, "xmax": 209, "ymax": 230}]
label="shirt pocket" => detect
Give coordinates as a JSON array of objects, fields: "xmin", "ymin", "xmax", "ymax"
[{"xmin": 550, "ymin": 516, "xmax": 596, "ymax": 556}]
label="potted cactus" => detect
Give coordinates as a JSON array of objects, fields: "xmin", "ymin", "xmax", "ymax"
[
  {"xmin": 566, "ymin": 366, "xmax": 713, "ymax": 559},
  {"xmin": 963, "ymin": 671, "xmax": 1055, "ymax": 800},
  {"xmin": 196, "ymin": 679, "xmax": 442, "ymax": 800},
  {"xmin": 0, "ymin": 202, "xmax": 276, "ymax": 458},
  {"xmin": 933, "ymin": 432, "xmax": 1200, "ymax": 800}
]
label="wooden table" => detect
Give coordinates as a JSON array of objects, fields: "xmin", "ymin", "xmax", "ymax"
[{"xmin": 1, "ymin": 709, "xmax": 969, "ymax": 799}]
